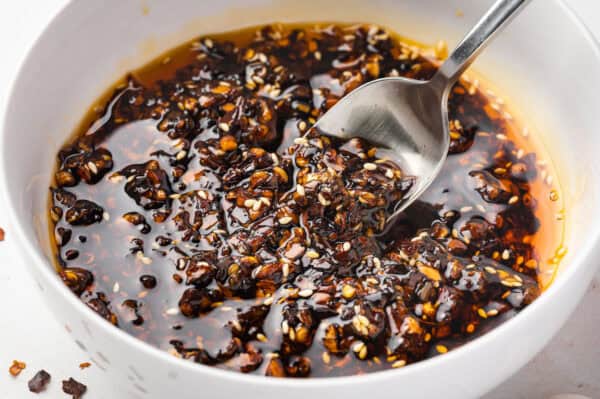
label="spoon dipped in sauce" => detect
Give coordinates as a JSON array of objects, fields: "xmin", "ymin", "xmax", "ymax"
[{"xmin": 312, "ymin": 0, "xmax": 531, "ymax": 226}]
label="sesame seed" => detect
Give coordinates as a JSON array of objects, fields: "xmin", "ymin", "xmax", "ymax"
[
  {"xmin": 487, "ymin": 309, "xmax": 499, "ymax": 317},
  {"xmin": 256, "ymin": 333, "xmax": 268, "ymax": 342},
  {"xmin": 87, "ymin": 162, "xmax": 98, "ymax": 174},
  {"xmin": 342, "ymin": 242, "xmax": 351, "ymax": 251},
  {"xmin": 436, "ymin": 345, "xmax": 448, "ymax": 354},
  {"xmin": 218, "ymin": 122, "xmax": 230, "ymax": 132},
  {"xmin": 322, "ymin": 352, "xmax": 331, "ymax": 364},
  {"xmin": 342, "ymin": 284, "xmax": 356, "ymax": 299},
  {"xmin": 296, "ymin": 184, "xmax": 305, "ymax": 196},
  {"xmin": 385, "ymin": 169, "xmax": 394, "ymax": 179},
  {"xmin": 502, "ymin": 249, "xmax": 510, "ymax": 260},
  {"xmin": 363, "ymin": 163, "xmax": 377, "ymax": 171},
  {"xmin": 166, "ymin": 307, "xmax": 180, "ymax": 316},
  {"xmin": 358, "ymin": 345, "xmax": 368, "ymax": 360},
  {"xmin": 294, "ymin": 137, "xmax": 308, "ymax": 145},
  {"xmin": 112, "ymin": 282, "xmax": 120, "ymax": 293},
  {"xmin": 306, "ymin": 250, "xmax": 320, "ymax": 259},
  {"xmin": 298, "ymin": 289, "xmax": 313, "ymax": 298},
  {"xmin": 391, "ymin": 360, "xmax": 406, "ymax": 368},
  {"xmin": 353, "ymin": 341, "xmax": 365, "ymax": 353},
  {"xmin": 102, "ymin": 212, "xmax": 110, "ymax": 221},
  {"xmin": 281, "ymin": 321, "xmax": 289, "ymax": 334},
  {"xmin": 508, "ymin": 196, "xmax": 519, "ymax": 205},
  {"xmin": 175, "ymin": 150, "xmax": 187, "ymax": 160},
  {"xmin": 318, "ymin": 193, "xmax": 331, "ymax": 206},
  {"xmin": 484, "ymin": 266, "xmax": 497, "ymax": 274},
  {"xmin": 263, "ymin": 296, "xmax": 274, "ymax": 306},
  {"xmin": 278, "ymin": 216, "xmax": 293, "ymax": 225},
  {"xmin": 244, "ymin": 199, "xmax": 257, "ymax": 208},
  {"xmin": 477, "ymin": 308, "xmax": 488, "ymax": 319}
]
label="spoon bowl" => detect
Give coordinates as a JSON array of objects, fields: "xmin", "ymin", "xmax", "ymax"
[{"xmin": 313, "ymin": 0, "xmax": 530, "ymax": 225}]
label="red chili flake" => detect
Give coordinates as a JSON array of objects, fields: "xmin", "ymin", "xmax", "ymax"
[
  {"xmin": 79, "ymin": 362, "xmax": 91, "ymax": 370},
  {"xmin": 0, "ymin": 227, "xmax": 5, "ymax": 241},
  {"xmin": 28, "ymin": 370, "xmax": 51, "ymax": 393},
  {"xmin": 8, "ymin": 360, "xmax": 26, "ymax": 377},
  {"xmin": 62, "ymin": 377, "xmax": 87, "ymax": 398}
]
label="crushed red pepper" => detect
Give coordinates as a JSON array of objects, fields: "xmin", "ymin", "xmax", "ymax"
[
  {"xmin": 28, "ymin": 370, "xmax": 51, "ymax": 393},
  {"xmin": 8, "ymin": 360, "xmax": 26, "ymax": 377},
  {"xmin": 62, "ymin": 377, "xmax": 87, "ymax": 399},
  {"xmin": 49, "ymin": 23, "xmax": 550, "ymax": 377}
]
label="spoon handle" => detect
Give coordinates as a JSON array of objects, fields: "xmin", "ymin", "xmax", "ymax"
[{"xmin": 431, "ymin": 0, "xmax": 531, "ymax": 90}]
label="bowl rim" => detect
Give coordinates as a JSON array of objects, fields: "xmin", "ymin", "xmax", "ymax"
[{"xmin": 2, "ymin": 0, "xmax": 600, "ymax": 389}]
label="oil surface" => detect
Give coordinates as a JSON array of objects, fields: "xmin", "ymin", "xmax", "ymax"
[{"xmin": 49, "ymin": 23, "xmax": 563, "ymax": 377}]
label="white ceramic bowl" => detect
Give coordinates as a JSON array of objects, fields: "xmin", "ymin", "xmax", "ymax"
[{"xmin": 3, "ymin": 1, "xmax": 600, "ymax": 398}]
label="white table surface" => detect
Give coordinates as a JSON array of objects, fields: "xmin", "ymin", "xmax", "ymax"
[{"xmin": 0, "ymin": 1, "xmax": 598, "ymax": 398}]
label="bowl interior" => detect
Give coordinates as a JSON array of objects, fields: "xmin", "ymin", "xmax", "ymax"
[
  {"xmin": 3, "ymin": 0, "xmax": 600, "ymax": 395},
  {"xmin": 6, "ymin": 0, "xmax": 599, "ymax": 284}
]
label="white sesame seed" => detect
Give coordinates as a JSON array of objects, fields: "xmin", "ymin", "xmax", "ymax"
[
  {"xmin": 256, "ymin": 333, "xmax": 268, "ymax": 342},
  {"xmin": 197, "ymin": 190, "xmax": 208, "ymax": 200},
  {"xmin": 102, "ymin": 212, "xmax": 110, "ymax": 221},
  {"xmin": 87, "ymin": 162, "xmax": 98, "ymax": 174},
  {"xmin": 306, "ymin": 250, "xmax": 320, "ymax": 259},
  {"xmin": 112, "ymin": 282, "xmax": 120, "ymax": 293},
  {"xmin": 391, "ymin": 360, "xmax": 406, "ymax": 368},
  {"xmin": 342, "ymin": 242, "xmax": 351, "ymax": 251},
  {"xmin": 244, "ymin": 199, "xmax": 257, "ymax": 208},
  {"xmin": 260, "ymin": 197, "xmax": 271, "ymax": 207},
  {"xmin": 175, "ymin": 150, "xmax": 187, "ymax": 161},
  {"xmin": 502, "ymin": 249, "xmax": 510, "ymax": 260},
  {"xmin": 508, "ymin": 196, "xmax": 519, "ymax": 205},
  {"xmin": 296, "ymin": 184, "xmax": 305, "ymax": 196},
  {"xmin": 263, "ymin": 296, "xmax": 274, "ymax": 306},
  {"xmin": 166, "ymin": 307, "xmax": 180, "ymax": 316},
  {"xmin": 363, "ymin": 162, "xmax": 377, "ymax": 171},
  {"xmin": 278, "ymin": 216, "xmax": 293, "ymax": 225},
  {"xmin": 298, "ymin": 289, "xmax": 313, "ymax": 298},
  {"xmin": 385, "ymin": 169, "xmax": 394, "ymax": 179},
  {"xmin": 294, "ymin": 137, "xmax": 308, "ymax": 145},
  {"xmin": 218, "ymin": 122, "xmax": 230, "ymax": 132},
  {"xmin": 318, "ymin": 193, "xmax": 331, "ymax": 206}
]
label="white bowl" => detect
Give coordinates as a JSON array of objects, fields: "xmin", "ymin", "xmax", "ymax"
[{"xmin": 3, "ymin": 0, "xmax": 600, "ymax": 398}]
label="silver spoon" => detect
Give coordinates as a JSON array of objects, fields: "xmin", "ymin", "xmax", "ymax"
[{"xmin": 312, "ymin": 0, "xmax": 531, "ymax": 226}]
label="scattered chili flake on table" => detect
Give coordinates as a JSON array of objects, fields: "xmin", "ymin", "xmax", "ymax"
[
  {"xmin": 8, "ymin": 360, "xmax": 26, "ymax": 377},
  {"xmin": 79, "ymin": 362, "xmax": 91, "ymax": 369},
  {"xmin": 62, "ymin": 377, "xmax": 87, "ymax": 398},
  {"xmin": 0, "ymin": 227, "xmax": 5, "ymax": 241},
  {"xmin": 28, "ymin": 370, "xmax": 51, "ymax": 393},
  {"xmin": 49, "ymin": 23, "xmax": 560, "ymax": 377}
]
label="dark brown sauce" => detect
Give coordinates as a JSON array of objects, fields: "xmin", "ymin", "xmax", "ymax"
[{"xmin": 49, "ymin": 23, "xmax": 562, "ymax": 377}]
